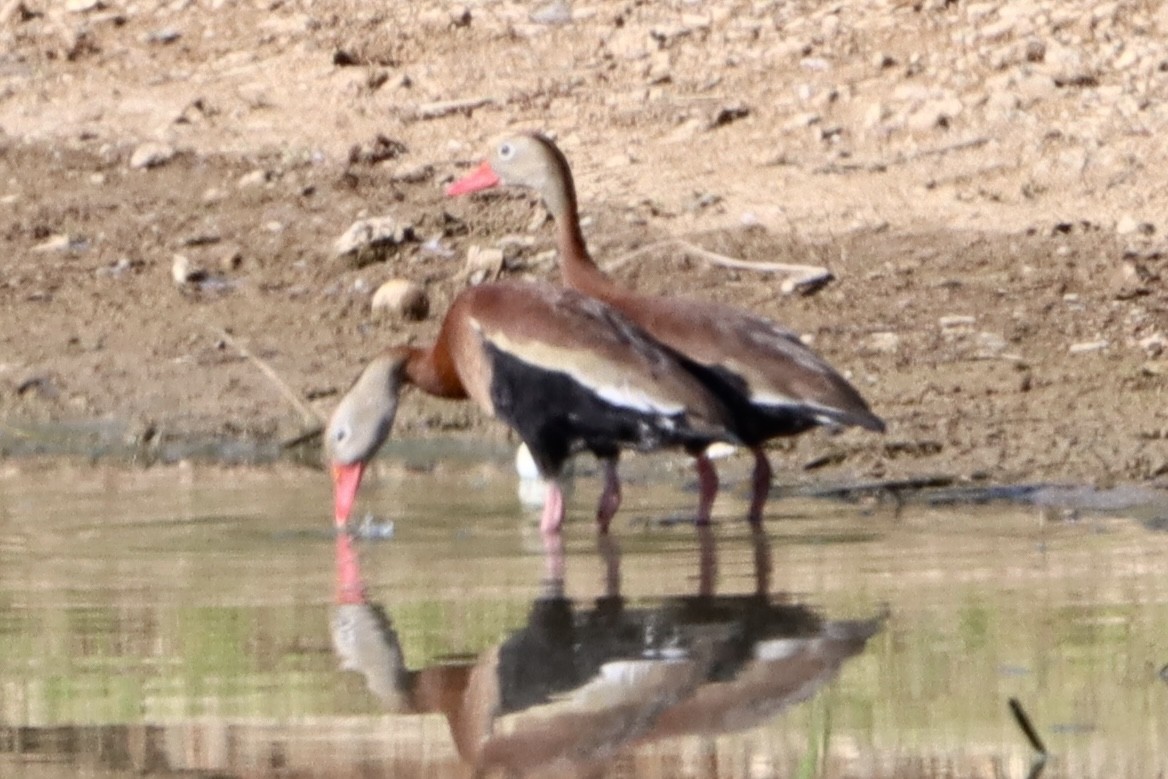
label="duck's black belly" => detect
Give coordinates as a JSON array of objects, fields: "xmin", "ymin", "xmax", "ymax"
[{"xmin": 486, "ymin": 345, "xmax": 712, "ymax": 477}]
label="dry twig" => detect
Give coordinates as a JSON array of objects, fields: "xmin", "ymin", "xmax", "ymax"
[
  {"xmin": 812, "ymin": 136, "xmax": 991, "ymax": 174},
  {"xmin": 410, "ymin": 96, "xmax": 496, "ymax": 121},
  {"xmin": 202, "ymin": 322, "xmax": 325, "ymax": 428},
  {"xmin": 603, "ymin": 238, "xmax": 833, "ymax": 293}
]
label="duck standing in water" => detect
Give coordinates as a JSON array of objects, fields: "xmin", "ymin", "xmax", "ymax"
[
  {"xmin": 325, "ymin": 281, "xmax": 735, "ymax": 536},
  {"xmin": 448, "ymin": 134, "xmax": 884, "ymax": 524}
]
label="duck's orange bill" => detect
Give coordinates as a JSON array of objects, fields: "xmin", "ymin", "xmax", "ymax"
[
  {"xmin": 445, "ymin": 160, "xmax": 501, "ymax": 196},
  {"xmin": 331, "ymin": 462, "xmax": 365, "ymax": 528}
]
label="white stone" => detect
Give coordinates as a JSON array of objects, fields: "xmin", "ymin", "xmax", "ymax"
[
  {"xmin": 940, "ymin": 315, "xmax": 977, "ymax": 329},
  {"xmin": 129, "ymin": 142, "xmax": 176, "ymax": 170},
  {"xmin": 867, "ymin": 331, "xmax": 901, "ymax": 354},
  {"xmin": 1042, "ymin": 42, "xmax": 1092, "ymax": 84},
  {"xmin": 1116, "ymin": 215, "xmax": 1154, "ymax": 236},
  {"xmin": 1069, "ymin": 340, "xmax": 1109, "ymax": 354},
  {"xmin": 334, "ymin": 215, "xmax": 415, "ymax": 267},
  {"xmin": 371, "ymin": 279, "xmax": 428, "ymax": 321},
  {"xmin": 237, "ymin": 169, "xmax": 270, "ymax": 188},
  {"xmin": 1138, "ymin": 333, "xmax": 1166, "ymax": 356},
  {"xmin": 65, "ymin": 0, "xmax": 102, "ymax": 12},
  {"xmin": 463, "ymin": 245, "xmax": 504, "ymax": 285},
  {"xmin": 979, "ymin": 18, "xmax": 1015, "ymax": 43},
  {"xmin": 171, "ymin": 254, "xmax": 201, "ymax": 286}
]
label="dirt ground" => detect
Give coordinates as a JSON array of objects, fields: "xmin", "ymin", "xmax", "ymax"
[{"xmin": 0, "ymin": 0, "xmax": 1165, "ymax": 488}]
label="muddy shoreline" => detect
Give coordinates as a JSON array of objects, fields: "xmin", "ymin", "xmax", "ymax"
[{"xmin": 1, "ymin": 0, "xmax": 1166, "ymax": 491}]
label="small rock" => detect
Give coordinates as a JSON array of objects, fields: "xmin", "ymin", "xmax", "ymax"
[
  {"xmin": 975, "ymin": 331, "xmax": 1008, "ymax": 356},
  {"xmin": 449, "ymin": 5, "xmax": 471, "ymax": 27},
  {"xmin": 237, "ymin": 169, "xmax": 270, "ymax": 188},
  {"xmin": 1069, "ymin": 340, "xmax": 1109, "ymax": 354},
  {"xmin": 371, "ymin": 279, "xmax": 429, "ymax": 321},
  {"xmin": 347, "ymin": 134, "xmax": 407, "ymax": 166},
  {"xmin": 31, "ymin": 235, "xmax": 80, "ymax": 253},
  {"xmin": 1042, "ymin": 42, "xmax": 1095, "ymax": 85},
  {"xmin": 647, "ymin": 50, "xmax": 671, "ymax": 83},
  {"xmin": 1116, "ymin": 215, "xmax": 1155, "ymax": 236},
  {"xmin": 181, "ymin": 232, "xmax": 221, "ymax": 247},
  {"xmin": 867, "ymin": 331, "xmax": 901, "ymax": 354},
  {"xmin": 1138, "ymin": 333, "xmax": 1166, "ymax": 357},
  {"xmin": 65, "ymin": 0, "xmax": 102, "ymax": 12},
  {"xmin": 96, "ymin": 257, "xmax": 134, "ymax": 278},
  {"xmin": 171, "ymin": 254, "xmax": 205, "ymax": 286},
  {"xmin": 334, "ymin": 215, "xmax": 415, "ymax": 268},
  {"xmin": 710, "ymin": 104, "xmax": 747, "ymax": 128},
  {"xmin": 907, "ymin": 98, "xmax": 963, "ymax": 131},
  {"xmin": 939, "ymin": 314, "xmax": 977, "ymax": 329},
  {"xmin": 389, "ymin": 162, "xmax": 434, "ymax": 184},
  {"xmin": 220, "ymin": 248, "xmax": 243, "ymax": 271},
  {"xmin": 463, "ymin": 245, "xmax": 504, "ymax": 285},
  {"xmin": 145, "ymin": 28, "xmax": 181, "ymax": 45},
  {"xmin": 129, "ymin": 142, "xmax": 176, "ymax": 170},
  {"xmin": 530, "ymin": 0, "xmax": 571, "ymax": 25}
]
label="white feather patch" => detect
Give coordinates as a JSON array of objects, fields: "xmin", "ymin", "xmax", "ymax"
[
  {"xmin": 595, "ymin": 383, "xmax": 683, "ymax": 415},
  {"xmin": 483, "ymin": 327, "xmax": 686, "ymax": 416},
  {"xmin": 748, "ymin": 389, "xmax": 801, "ymax": 407}
]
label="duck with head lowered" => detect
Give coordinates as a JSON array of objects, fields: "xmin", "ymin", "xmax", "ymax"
[{"xmin": 324, "ymin": 280, "xmax": 737, "ymax": 536}]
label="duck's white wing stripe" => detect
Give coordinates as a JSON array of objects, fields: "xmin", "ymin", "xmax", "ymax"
[{"xmin": 477, "ymin": 323, "xmax": 686, "ymax": 416}]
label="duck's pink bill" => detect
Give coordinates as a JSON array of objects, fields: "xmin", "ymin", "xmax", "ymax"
[
  {"xmin": 331, "ymin": 462, "xmax": 365, "ymax": 527},
  {"xmin": 445, "ymin": 161, "xmax": 501, "ymax": 196}
]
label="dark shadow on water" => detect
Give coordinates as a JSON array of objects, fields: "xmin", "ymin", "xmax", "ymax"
[{"xmin": 331, "ymin": 525, "xmax": 885, "ymax": 776}]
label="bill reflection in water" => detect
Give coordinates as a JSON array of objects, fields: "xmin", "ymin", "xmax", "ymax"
[{"xmin": 330, "ymin": 526, "xmax": 885, "ymax": 774}]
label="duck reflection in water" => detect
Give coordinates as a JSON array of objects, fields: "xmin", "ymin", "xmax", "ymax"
[{"xmin": 330, "ymin": 528, "xmax": 884, "ymax": 776}]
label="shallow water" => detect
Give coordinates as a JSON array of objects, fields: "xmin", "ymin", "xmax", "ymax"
[{"xmin": 0, "ymin": 460, "xmax": 1166, "ymax": 778}]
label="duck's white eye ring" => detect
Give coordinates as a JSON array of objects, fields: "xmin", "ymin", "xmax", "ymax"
[{"xmin": 498, "ymin": 143, "xmax": 514, "ymax": 159}]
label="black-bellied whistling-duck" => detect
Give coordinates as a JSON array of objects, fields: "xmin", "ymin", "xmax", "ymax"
[
  {"xmin": 447, "ymin": 133, "xmax": 885, "ymax": 525},
  {"xmin": 325, "ymin": 280, "xmax": 735, "ymax": 536}
]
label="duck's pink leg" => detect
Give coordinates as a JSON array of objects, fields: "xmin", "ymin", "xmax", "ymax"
[
  {"xmin": 695, "ymin": 453, "xmax": 719, "ymax": 526},
  {"xmin": 596, "ymin": 458, "xmax": 622, "ymax": 534},
  {"xmin": 540, "ymin": 479, "xmax": 566, "ymax": 536},
  {"xmin": 748, "ymin": 448, "xmax": 773, "ymax": 526}
]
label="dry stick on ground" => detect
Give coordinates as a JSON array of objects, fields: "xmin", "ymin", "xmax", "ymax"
[
  {"xmin": 411, "ymin": 96, "xmax": 496, "ymax": 120},
  {"xmin": 603, "ymin": 238, "xmax": 833, "ymax": 292},
  {"xmin": 812, "ymin": 136, "xmax": 991, "ymax": 174},
  {"xmin": 202, "ymin": 322, "xmax": 325, "ymax": 434}
]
